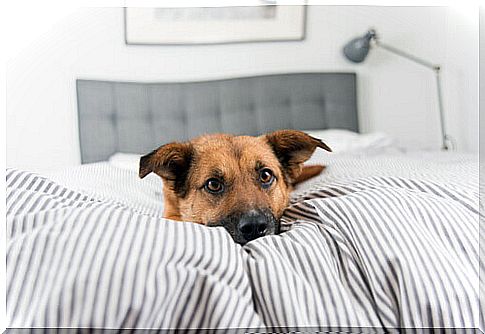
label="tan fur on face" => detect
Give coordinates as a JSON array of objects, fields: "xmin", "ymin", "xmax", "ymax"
[
  {"xmin": 177, "ymin": 134, "xmax": 290, "ymax": 225},
  {"xmin": 139, "ymin": 130, "xmax": 331, "ymax": 226}
]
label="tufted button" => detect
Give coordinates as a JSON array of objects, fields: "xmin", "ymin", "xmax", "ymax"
[
  {"xmin": 109, "ymin": 111, "xmax": 117, "ymax": 124},
  {"xmin": 146, "ymin": 110, "xmax": 153, "ymax": 121},
  {"xmin": 180, "ymin": 109, "xmax": 187, "ymax": 122}
]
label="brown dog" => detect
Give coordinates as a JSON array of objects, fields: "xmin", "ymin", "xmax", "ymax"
[{"xmin": 139, "ymin": 130, "xmax": 331, "ymax": 244}]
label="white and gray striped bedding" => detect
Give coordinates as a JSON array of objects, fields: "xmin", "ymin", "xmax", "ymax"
[{"xmin": 6, "ymin": 151, "xmax": 482, "ymax": 331}]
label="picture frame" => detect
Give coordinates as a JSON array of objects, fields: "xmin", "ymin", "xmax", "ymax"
[{"xmin": 124, "ymin": 5, "xmax": 307, "ymax": 45}]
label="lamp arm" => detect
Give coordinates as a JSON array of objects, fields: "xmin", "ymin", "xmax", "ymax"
[
  {"xmin": 375, "ymin": 41, "xmax": 439, "ymax": 71},
  {"xmin": 435, "ymin": 70, "xmax": 452, "ymax": 150},
  {"xmin": 374, "ymin": 39, "xmax": 452, "ymax": 150}
]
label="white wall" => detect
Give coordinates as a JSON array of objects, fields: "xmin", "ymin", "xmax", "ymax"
[{"xmin": 6, "ymin": 6, "xmax": 479, "ymax": 172}]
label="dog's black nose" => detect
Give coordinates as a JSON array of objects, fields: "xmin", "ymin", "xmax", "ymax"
[{"xmin": 237, "ymin": 210, "xmax": 268, "ymax": 242}]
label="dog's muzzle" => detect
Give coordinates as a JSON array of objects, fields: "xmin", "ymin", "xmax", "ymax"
[{"xmin": 217, "ymin": 209, "xmax": 279, "ymax": 245}]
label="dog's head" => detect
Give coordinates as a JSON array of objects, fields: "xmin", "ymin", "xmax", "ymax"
[{"xmin": 139, "ymin": 130, "xmax": 331, "ymax": 245}]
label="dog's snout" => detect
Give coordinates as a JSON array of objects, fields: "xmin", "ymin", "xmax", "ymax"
[
  {"xmin": 237, "ymin": 210, "xmax": 268, "ymax": 242},
  {"xmin": 218, "ymin": 209, "xmax": 278, "ymax": 245}
]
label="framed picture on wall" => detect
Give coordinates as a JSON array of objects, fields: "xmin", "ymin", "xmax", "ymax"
[{"xmin": 124, "ymin": 3, "xmax": 307, "ymax": 45}]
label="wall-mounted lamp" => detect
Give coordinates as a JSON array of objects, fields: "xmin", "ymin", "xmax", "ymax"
[{"xmin": 343, "ymin": 29, "xmax": 453, "ymax": 150}]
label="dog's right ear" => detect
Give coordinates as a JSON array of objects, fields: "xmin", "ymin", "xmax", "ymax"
[
  {"xmin": 139, "ymin": 142, "xmax": 193, "ymax": 182},
  {"xmin": 264, "ymin": 129, "xmax": 331, "ymax": 183}
]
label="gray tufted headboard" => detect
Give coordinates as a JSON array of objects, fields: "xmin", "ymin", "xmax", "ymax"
[{"xmin": 76, "ymin": 72, "xmax": 358, "ymax": 163}]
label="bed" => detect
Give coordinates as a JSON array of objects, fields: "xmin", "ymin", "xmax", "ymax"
[{"xmin": 6, "ymin": 73, "xmax": 481, "ymax": 332}]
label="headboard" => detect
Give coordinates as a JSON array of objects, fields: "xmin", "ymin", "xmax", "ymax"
[{"xmin": 76, "ymin": 72, "xmax": 358, "ymax": 163}]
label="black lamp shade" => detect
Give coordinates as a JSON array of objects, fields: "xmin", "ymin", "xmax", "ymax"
[{"xmin": 343, "ymin": 30, "xmax": 376, "ymax": 63}]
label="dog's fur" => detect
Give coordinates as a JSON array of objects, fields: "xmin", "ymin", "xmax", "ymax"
[{"xmin": 139, "ymin": 130, "xmax": 331, "ymax": 244}]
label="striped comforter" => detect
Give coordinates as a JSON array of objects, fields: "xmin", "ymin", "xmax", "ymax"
[{"xmin": 6, "ymin": 151, "xmax": 482, "ymax": 331}]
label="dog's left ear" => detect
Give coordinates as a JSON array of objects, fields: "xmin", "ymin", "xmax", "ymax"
[
  {"xmin": 264, "ymin": 130, "xmax": 331, "ymax": 182},
  {"xmin": 139, "ymin": 142, "xmax": 193, "ymax": 182}
]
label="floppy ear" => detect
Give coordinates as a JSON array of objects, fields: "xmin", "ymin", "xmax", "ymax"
[
  {"xmin": 139, "ymin": 142, "xmax": 193, "ymax": 186},
  {"xmin": 264, "ymin": 130, "xmax": 331, "ymax": 182}
]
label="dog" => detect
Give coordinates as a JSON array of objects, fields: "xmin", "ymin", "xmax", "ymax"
[{"xmin": 139, "ymin": 130, "xmax": 331, "ymax": 245}]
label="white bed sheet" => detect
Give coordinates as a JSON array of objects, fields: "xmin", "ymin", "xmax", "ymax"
[{"xmin": 44, "ymin": 150, "xmax": 479, "ymax": 219}]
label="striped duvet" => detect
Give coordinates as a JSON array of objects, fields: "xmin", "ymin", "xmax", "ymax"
[{"xmin": 6, "ymin": 151, "xmax": 482, "ymax": 332}]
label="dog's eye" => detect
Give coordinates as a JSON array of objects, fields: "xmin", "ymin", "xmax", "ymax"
[
  {"xmin": 205, "ymin": 178, "xmax": 224, "ymax": 194},
  {"xmin": 259, "ymin": 168, "xmax": 274, "ymax": 188}
]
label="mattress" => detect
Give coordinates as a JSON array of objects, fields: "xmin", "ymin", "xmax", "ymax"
[{"xmin": 6, "ymin": 150, "xmax": 482, "ymax": 331}]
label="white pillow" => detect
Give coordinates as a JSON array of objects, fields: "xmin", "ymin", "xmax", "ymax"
[
  {"xmin": 304, "ymin": 129, "xmax": 396, "ymax": 153},
  {"xmin": 108, "ymin": 153, "xmax": 142, "ymax": 171},
  {"xmin": 108, "ymin": 130, "xmax": 396, "ymax": 170}
]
